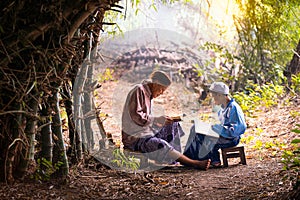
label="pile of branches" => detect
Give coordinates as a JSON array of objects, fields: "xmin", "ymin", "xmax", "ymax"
[
  {"xmin": 0, "ymin": 0, "xmax": 121, "ymax": 183},
  {"xmin": 106, "ymin": 46, "xmax": 211, "ymax": 100}
]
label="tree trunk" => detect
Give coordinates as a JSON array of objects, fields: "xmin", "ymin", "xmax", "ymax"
[
  {"xmin": 5, "ymin": 104, "xmax": 26, "ymax": 183},
  {"xmin": 26, "ymin": 94, "xmax": 40, "ymax": 161},
  {"xmin": 81, "ymin": 113, "xmax": 88, "ymax": 153},
  {"xmin": 72, "ymin": 28, "xmax": 88, "ymax": 158},
  {"xmin": 51, "ymin": 88, "xmax": 69, "ymax": 177},
  {"xmin": 40, "ymin": 104, "xmax": 53, "ymax": 162},
  {"xmin": 83, "ymin": 31, "xmax": 95, "ymax": 151},
  {"xmin": 73, "ymin": 61, "xmax": 89, "ymax": 160},
  {"xmin": 84, "ymin": 75, "xmax": 94, "ymax": 151},
  {"xmin": 62, "ymin": 82, "xmax": 76, "ymax": 159},
  {"xmin": 285, "ymin": 39, "xmax": 300, "ymax": 84},
  {"xmin": 17, "ymin": 93, "xmax": 40, "ymax": 178}
]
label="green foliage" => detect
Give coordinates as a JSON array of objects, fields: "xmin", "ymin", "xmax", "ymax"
[
  {"xmin": 234, "ymin": 0, "xmax": 300, "ymax": 86},
  {"xmin": 290, "ymin": 110, "xmax": 300, "ymax": 119},
  {"xmin": 32, "ymin": 158, "xmax": 63, "ymax": 181},
  {"xmin": 97, "ymin": 68, "xmax": 114, "ymax": 83},
  {"xmin": 240, "ymin": 135, "xmax": 254, "ymax": 144},
  {"xmin": 102, "ymin": 7, "xmax": 124, "ymax": 37},
  {"xmin": 281, "ymin": 124, "xmax": 300, "ymax": 189},
  {"xmin": 111, "ymin": 148, "xmax": 140, "ymax": 172},
  {"xmin": 193, "ymin": 63, "xmax": 204, "ymax": 77},
  {"xmin": 233, "ymin": 81, "xmax": 284, "ymax": 116},
  {"xmin": 241, "ymin": 127, "xmax": 287, "ymax": 159},
  {"xmin": 253, "ymin": 139, "xmax": 263, "ymax": 150},
  {"xmin": 291, "ymin": 73, "xmax": 300, "ymax": 94},
  {"xmin": 200, "ymin": 0, "xmax": 299, "ymax": 89},
  {"xmin": 199, "ymin": 42, "xmax": 240, "ymax": 82},
  {"xmin": 103, "ymin": 0, "xmax": 180, "ymax": 37}
]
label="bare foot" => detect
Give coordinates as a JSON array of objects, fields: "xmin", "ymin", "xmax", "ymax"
[{"xmin": 194, "ymin": 159, "xmax": 211, "ymax": 170}]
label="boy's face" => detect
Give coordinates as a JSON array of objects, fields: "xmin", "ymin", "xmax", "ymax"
[{"xmin": 211, "ymin": 92, "xmax": 223, "ymax": 105}]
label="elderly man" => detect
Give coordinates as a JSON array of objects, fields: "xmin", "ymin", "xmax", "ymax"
[{"xmin": 122, "ymin": 70, "xmax": 210, "ymax": 170}]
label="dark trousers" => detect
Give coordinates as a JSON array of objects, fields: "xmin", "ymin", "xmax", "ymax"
[{"xmin": 184, "ymin": 125, "xmax": 239, "ymax": 164}]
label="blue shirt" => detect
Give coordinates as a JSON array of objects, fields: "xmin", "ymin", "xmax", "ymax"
[{"xmin": 212, "ymin": 99, "xmax": 247, "ymax": 139}]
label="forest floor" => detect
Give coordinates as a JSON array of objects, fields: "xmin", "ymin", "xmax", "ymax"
[{"xmin": 0, "ymin": 80, "xmax": 300, "ymax": 200}]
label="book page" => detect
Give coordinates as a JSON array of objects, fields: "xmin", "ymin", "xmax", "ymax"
[{"xmin": 194, "ymin": 119, "xmax": 219, "ymax": 138}]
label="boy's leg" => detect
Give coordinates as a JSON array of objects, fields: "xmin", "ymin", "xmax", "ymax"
[
  {"xmin": 210, "ymin": 137, "xmax": 240, "ymax": 164},
  {"xmin": 184, "ymin": 126, "xmax": 217, "ymax": 161}
]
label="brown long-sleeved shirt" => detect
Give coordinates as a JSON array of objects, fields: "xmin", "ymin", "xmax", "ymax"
[{"xmin": 122, "ymin": 80, "xmax": 155, "ymax": 149}]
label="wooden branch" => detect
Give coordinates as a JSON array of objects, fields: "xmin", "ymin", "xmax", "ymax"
[
  {"xmin": 102, "ymin": 22, "xmax": 116, "ymax": 25},
  {"xmin": 108, "ymin": 8, "xmax": 122, "ymax": 13},
  {"xmin": 292, "ymin": 49, "xmax": 300, "ymax": 59},
  {"xmin": 111, "ymin": 4, "xmax": 124, "ymax": 9},
  {"xmin": 0, "ymin": 1, "xmax": 85, "ymax": 67},
  {"xmin": 25, "ymin": 24, "xmax": 51, "ymax": 41},
  {"xmin": 67, "ymin": 2, "xmax": 98, "ymax": 43},
  {"xmin": 0, "ymin": 110, "xmax": 29, "ymax": 116},
  {"xmin": 26, "ymin": 1, "xmax": 85, "ymax": 42},
  {"xmin": 37, "ymin": 122, "xmax": 53, "ymax": 132}
]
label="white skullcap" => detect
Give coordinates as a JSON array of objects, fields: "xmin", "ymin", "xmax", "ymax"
[{"xmin": 209, "ymin": 82, "xmax": 229, "ymax": 95}]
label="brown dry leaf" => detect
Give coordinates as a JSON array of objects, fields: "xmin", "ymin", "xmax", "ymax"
[{"xmin": 158, "ymin": 181, "xmax": 169, "ymax": 185}]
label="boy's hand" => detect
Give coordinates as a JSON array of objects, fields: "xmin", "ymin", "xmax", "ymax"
[{"xmin": 212, "ymin": 124, "xmax": 223, "ymax": 133}]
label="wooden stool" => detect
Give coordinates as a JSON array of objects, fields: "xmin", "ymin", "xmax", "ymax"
[{"xmin": 221, "ymin": 146, "xmax": 246, "ymax": 167}]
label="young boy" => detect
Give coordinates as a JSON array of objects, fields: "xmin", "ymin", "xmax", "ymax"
[{"xmin": 184, "ymin": 82, "xmax": 247, "ymax": 167}]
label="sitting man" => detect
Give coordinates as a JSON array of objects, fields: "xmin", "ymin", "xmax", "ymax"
[
  {"xmin": 121, "ymin": 70, "xmax": 210, "ymax": 170},
  {"xmin": 184, "ymin": 82, "xmax": 247, "ymax": 167}
]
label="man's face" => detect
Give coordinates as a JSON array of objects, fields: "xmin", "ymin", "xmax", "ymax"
[{"xmin": 152, "ymin": 83, "xmax": 167, "ymax": 98}]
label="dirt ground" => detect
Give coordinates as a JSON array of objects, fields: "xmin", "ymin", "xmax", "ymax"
[
  {"xmin": 0, "ymin": 80, "xmax": 299, "ymax": 200},
  {"xmin": 0, "ymin": 159, "xmax": 295, "ymax": 200}
]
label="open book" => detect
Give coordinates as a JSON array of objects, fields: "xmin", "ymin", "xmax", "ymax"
[
  {"xmin": 194, "ymin": 118, "xmax": 220, "ymax": 138},
  {"xmin": 170, "ymin": 116, "xmax": 182, "ymax": 122}
]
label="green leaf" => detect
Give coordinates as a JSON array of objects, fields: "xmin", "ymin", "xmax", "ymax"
[
  {"xmin": 135, "ymin": 8, "xmax": 140, "ymax": 15},
  {"xmin": 149, "ymin": 4, "xmax": 157, "ymax": 12},
  {"xmin": 291, "ymin": 139, "xmax": 300, "ymax": 144},
  {"xmin": 291, "ymin": 129, "xmax": 300, "ymax": 134}
]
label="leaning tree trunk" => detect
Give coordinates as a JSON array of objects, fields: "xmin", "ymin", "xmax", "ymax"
[
  {"xmin": 61, "ymin": 82, "xmax": 76, "ymax": 159},
  {"xmin": 17, "ymin": 92, "xmax": 40, "ymax": 178},
  {"xmin": 51, "ymin": 87, "xmax": 69, "ymax": 177},
  {"xmin": 24, "ymin": 95, "xmax": 39, "ymax": 161},
  {"xmin": 73, "ymin": 61, "xmax": 90, "ymax": 161},
  {"xmin": 285, "ymin": 39, "xmax": 300, "ymax": 85},
  {"xmin": 40, "ymin": 103, "xmax": 53, "ymax": 163},
  {"xmin": 4, "ymin": 105, "xmax": 27, "ymax": 184},
  {"xmin": 83, "ymin": 65, "xmax": 94, "ymax": 151},
  {"xmin": 83, "ymin": 31, "xmax": 95, "ymax": 151}
]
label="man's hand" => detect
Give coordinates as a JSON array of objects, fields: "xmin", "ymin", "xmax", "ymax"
[
  {"xmin": 164, "ymin": 116, "xmax": 174, "ymax": 125},
  {"xmin": 154, "ymin": 116, "xmax": 173, "ymax": 127}
]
